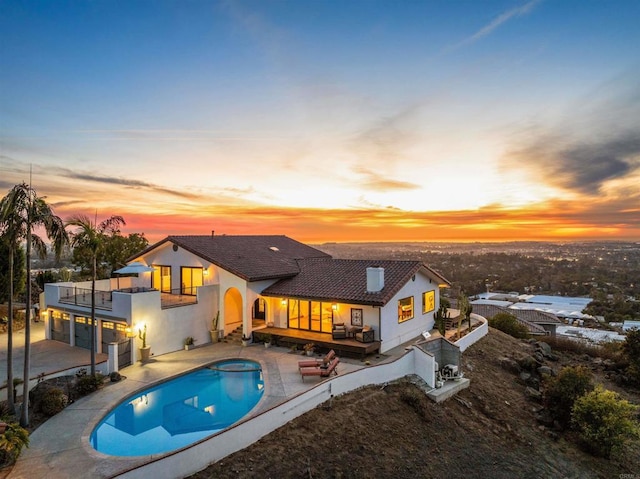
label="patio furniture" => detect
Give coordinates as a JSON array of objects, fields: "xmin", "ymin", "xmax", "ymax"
[
  {"xmin": 345, "ymin": 325, "xmax": 362, "ymax": 337},
  {"xmin": 332, "ymin": 323, "xmax": 347, "ymax": 339},
  {"xmin": 298, "ymin": 349, "xmax": 336, "ymax": 369},
  {"xmin": 300, "ymin": 357, "xmax": 340, "ymax": 381},
  {"xmin": 355, "ymin": 326, "xmax": 374, "ymax": 343}
]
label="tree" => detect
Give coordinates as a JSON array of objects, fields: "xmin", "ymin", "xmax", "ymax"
[
  {"xmin": 0, "ymin": 237, "xmax": 25, "ymax": 303},
  {"xmin": 544, "ymin": 365, "xmax": 594, "ymax": 429},
  {"xmin": 622, "ymin": 328, "xmax": 640, "ymax": 385},
  {"xmin": 457, "ymin": 293, "xmax": 472, "ymax": 339},
  {"xmin": 489, "ymin": 312, "xmax": 529, "ymax": 339},
  {"xmin": 0, "ymin": 182, "xmax": 68, "ymax": 426},
  {"xmin": 66, "ymin": 214, "xmax": 125, "ymax": 376},
  {"xmin": 572, "ymin": 385, "xmax": 639, "ymax": 458},
  {"xmin": 102, "ymin": 232, "xmax": 148, "ymax": 274}
]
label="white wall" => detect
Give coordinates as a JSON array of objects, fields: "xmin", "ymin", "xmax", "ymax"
[
  {"xmin": 114, "ymin": 348, "xmax": 437, "ymax": 479},
  {"xmin": 379, "ymin": 270, "xmax": 439, "ymax": 353}
]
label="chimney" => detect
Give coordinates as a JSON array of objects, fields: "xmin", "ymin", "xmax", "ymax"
[
  {"xmin": 211, "ymin": 230, "xmax": 215, "ymax": 237},
  {"xmin": 366, "ymin": 267, "xmax": 385, "ymax": 293}
]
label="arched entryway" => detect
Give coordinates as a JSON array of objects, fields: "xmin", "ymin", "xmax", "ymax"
[
  {"xmin": 253, "ymin": 298, "xmax": 266, "ymax": 320},
  {"xmin": 224, "ymin": 287, "xmax": 243, "ymax": 334}
]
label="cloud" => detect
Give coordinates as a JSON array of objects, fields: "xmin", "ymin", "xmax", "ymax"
[
  {"xmin": 352, "ymin": 166, "xmax": 421, "ymax": 191},
  {"xmin": 48, "ymin": 166, "xmax": 200, "ymax": 199},
  {"xmin": 448, "ymin": 0, "xmax": 541, "ymax": 51},
  {"xmin": 503, "ymin": 76, "xmax": 640, "ymax": 194}
]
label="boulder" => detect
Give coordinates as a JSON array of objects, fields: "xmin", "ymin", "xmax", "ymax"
[
  {"xmin": 499, "ymin": 357, "xmax": 521, "ymax": 375},
  {"xmin": 537, "ymin": 365, "xmax": 554, "ymax": 376},
  {"xmin": 525, "ymin": 387, "xmax": 543, "ymax": 401},
  {"xmin": 536, "ymin": 341, "xmax": 553, "ymax": 358},
  {"xmin": 533, "ymin": 351, "xmax": 545, "ymax": 364},
  {"xmin": 518, "ymin": 355, "xmax": 540, "ymax": 372}
]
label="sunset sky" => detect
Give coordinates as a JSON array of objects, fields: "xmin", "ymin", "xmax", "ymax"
[{"xmin": 1, "ymin": 0, "xmax": 639, "ymax": 243}]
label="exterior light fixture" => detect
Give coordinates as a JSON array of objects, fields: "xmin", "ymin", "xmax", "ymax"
[
  {"xmin": 332, "ymin": 303, "xmax": 338, "ymax": 311},
  {"xmin": 125, "ymin": 327, "xmax": 137, "ymax": 339},
  {"xmin": 203, "ymin": 268, "xmax": 209, "ymax": 276},
  {"xmin": 281, "ymin": 299, "xmax": 287, "ymax": 306}
]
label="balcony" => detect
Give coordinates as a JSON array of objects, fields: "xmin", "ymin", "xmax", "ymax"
[{"xmin": 56, "ymin": 285, "xmax": 198, "ymax": 311}]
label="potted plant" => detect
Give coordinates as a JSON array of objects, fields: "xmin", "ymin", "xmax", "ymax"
[
  {"xmin": 263, "ymin": 333, "xmax": 273, "ymax": 348},
  {"xmin": 210, "ymin": 311, "xmax": 220, "ymax": 343},
  {"xmin": 184, "ymin": 336, "xmax": 195, "ymax": 350},
  {"xmin": 303, "ymin": 343, "xmax": 315, "ymax": 356},
  {"xmin": 138, "ymin": 324, "xmax": 151, "ymax": 362},
  {"xmin": 241, "ymin": 334, "xmax": 251, "ymax": 347}
]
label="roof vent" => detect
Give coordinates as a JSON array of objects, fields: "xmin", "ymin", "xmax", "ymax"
[
  {"xmin": 366, "ymin": 267, "xmax": 384, "ymax": 293},
  {"xmin": 269, "ymin": 246, "xmax": 280, "ymax": 252}
]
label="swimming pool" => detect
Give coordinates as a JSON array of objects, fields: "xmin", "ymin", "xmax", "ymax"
[{"xmin": 90, "ymin": 359, "xmax": 264, "ymax": 456}]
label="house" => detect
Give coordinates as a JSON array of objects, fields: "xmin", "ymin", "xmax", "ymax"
[{"xmin": 42, "ymin": 234, "xmax": 449, "ymax": 367}]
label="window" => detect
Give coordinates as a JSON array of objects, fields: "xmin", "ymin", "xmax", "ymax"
[
  {"xmin": 153, "ymin": 265, "xmax": 171, "ymax": 293},
  {"xmin": 422, "ymin": 290, "xmax": 435, "ymax": 314},
  {"xmin": 398, "ymin": 297, "xmax": 414, "ymax": 323},
  {"xmin": 181, "ymin": 267, "xmax": 203, "ymax": 295}
]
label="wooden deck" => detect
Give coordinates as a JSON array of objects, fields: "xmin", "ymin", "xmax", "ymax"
[{"xmin": 257, "ymin": 326, "xmax": 381, "ymax": 359}]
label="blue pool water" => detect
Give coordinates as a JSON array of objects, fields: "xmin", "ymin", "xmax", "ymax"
[{"xmin": 90, "ymin": 359, "xmax": 264, "ymax": 456}]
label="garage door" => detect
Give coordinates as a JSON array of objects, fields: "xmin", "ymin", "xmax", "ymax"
[
  {"xmin": 102, "ymin": 321, "xmax": 131, "ymax": 368},
  {"xmin": 50, "ymin": 311, "xmax": 71, "ymax": 343},
  {"xmin": 74, "ymin": 316, "xmax": 95, "ymax": 350}
]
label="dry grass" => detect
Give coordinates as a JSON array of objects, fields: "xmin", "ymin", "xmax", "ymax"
[{"xmin": 538, "ymin": 335, "xmax": 625, "ymax": 362}]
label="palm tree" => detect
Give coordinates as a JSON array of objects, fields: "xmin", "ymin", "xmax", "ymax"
[
  {"xmin": 0, "ymin": 182, "xmax": 68, "ymax": 427},
  {"xmin": 66, "ymin": 214, "xmax": 125, "ymax": 377}
]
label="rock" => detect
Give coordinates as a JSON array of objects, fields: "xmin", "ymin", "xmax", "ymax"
[
  {"xmin": 109, "ymin": 372, "xmax": 122, "ymax": 382},
  {"xmin": 533, "ymin": 351, "xmax": 545, "ymax": 364},
  {"xmin": 527, "ymin": 376, "xmax": 541, "ymax": 389},
  {"xmin": 537, "ymin": 365, "xmax": 554, "ymax": 377},
  {"xmin": 603, "ymin": 359, "xmax": 617, "ymax": 370},
  {"xmin": 518, "ymin": 355, "xmax": 540, "ymax": 372},
  {"xmin": 536, "ymin": 410, "xmax": 554, "ymax": 427},
  {"xmin": 519, "ymin": 371, "xmax": 532, "ymax": 383},
  {"xmin": 525, "ymin": 387, "xmax": 543, "ymax": 401},
  {"xmin": 499, "ymin": 357, "xmax": 521, "ymax": 375},
  {"xmin": 536, "ymin": 341, "xmax": 553, "ymax": 357}
]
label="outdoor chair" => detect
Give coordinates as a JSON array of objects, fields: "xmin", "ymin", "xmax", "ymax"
[
  {"xmin": 332, "ymin": 323, "xmax": 347, "ymax": 340},
  {"xmin": 300, "ymin": 357, "xmax": 340, "ymax": 381},
  {"xmin": 298, "ymin": 349, "xmax": 336, "ymax": 370},
  {"xmin": 355, "ymin": 326, "xmax": 374, "ymax": 343}
]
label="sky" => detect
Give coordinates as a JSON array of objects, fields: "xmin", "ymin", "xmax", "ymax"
[{"xmin": 1, "ymin": 0, "xmax": 639, "ymax": 244}]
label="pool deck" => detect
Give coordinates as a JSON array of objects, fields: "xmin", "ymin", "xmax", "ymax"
[{"xmin": 10, "ymin": 340, "xmax": 390, "ymax": 479}]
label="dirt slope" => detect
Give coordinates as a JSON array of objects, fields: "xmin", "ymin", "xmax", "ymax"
[{"xmin": 190, "ymin": 328, "xmax": 639, "ymax": 479}]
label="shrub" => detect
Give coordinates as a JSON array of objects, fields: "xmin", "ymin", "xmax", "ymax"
[
  {"xmin": 75, "ymin": 373, "xmax": 104, "ymax": 396},
  {"xmin": 0, "ymin": 422, "xmax": 29, "ymax": 465},
  {"xmin": 539, "ymin": 335, "xmax": 623, "ymax": 361},
  {"xmin": 623, "ymin": 328, "xmax": 640, "ymax": 384},
  {"xmin": 489, "ymin": 313, "xmax": 529, "ymax": 339},
  {"xmin": 40, "ymin": 387, "xmax": 69, "ymax": 417},
  {"xmin": 544, "ymin": 366, "xmax": 594, "ymax": 429},
  {"xmin": 572, "ymin": 385, "xmax": 640, "ymax": 458}
]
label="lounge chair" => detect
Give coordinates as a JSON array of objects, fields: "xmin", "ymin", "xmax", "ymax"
[
  {"xmin": 298, "ymin": 349, "xmax": 336, "ymax": 370},
  {"xmin": 300, "ymin": 357, "xmax": 339, "ymax": 381},
  {"xmin": 332, "ymin": 323, "xmax": 347, "ymax": 339}
]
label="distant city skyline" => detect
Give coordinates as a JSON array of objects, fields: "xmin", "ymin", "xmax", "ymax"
[{"xmin": 1, "ymin": 1, "xmax": 639, "ymax": 243}]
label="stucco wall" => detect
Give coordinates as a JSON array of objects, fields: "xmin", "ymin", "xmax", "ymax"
[
  {"xmin": 379, "ymin": 270, "xmax": 439, "ymax": 353},
  {"xmin": 114, "ymin": 348, "xmax": 437, "ymax": 479}
]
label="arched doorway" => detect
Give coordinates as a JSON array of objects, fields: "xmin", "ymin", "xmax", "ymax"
[
  {"xmin": 253, "ymin": 298, "xmax": 266, "ymax": 321},
  {"xmin": 224, "ymin": 287, "xmax": 243, "ymax": 333}
]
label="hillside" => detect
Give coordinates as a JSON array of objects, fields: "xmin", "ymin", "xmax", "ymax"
[{"xmin": 190, "ymin": 329, "xmax": 640, "ymax": 479}]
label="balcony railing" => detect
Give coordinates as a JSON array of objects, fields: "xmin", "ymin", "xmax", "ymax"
[
  {"xmin": 161, "ymin": 289, "xmax": 198, "ymax": 309},
  {"xmin": 59, "ymin": 286, "xmax": 113, "ymax": 310},
  {"xmin": 57, "ymin": 285, "xmax": 198, "ymax": 310}
]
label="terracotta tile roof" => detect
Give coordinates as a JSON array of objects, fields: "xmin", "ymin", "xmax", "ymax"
[
  {"xmin": 262, "ymin": 258, "xmax": 440, "ymax": 306},
  {"xmin": 134, "ymin": 235, "xmax": 330, "ymax": 282}
]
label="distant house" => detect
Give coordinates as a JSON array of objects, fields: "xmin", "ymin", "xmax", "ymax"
[
  {"xmin": 43, "ymin": 234, "xmax": 450, "ymax": 366},
  {"xmin": 469, "ymin": 303, "xmax": 561, "ymax": 336}
]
